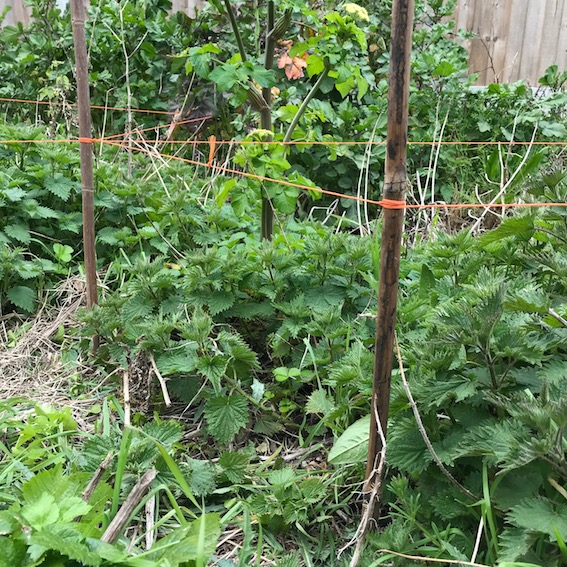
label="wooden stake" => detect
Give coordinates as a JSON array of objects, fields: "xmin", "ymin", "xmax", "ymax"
[
  {"xmin": 70, "ymin": 0, "xmax": 98, "ymax": 311},
  {"xmin": 260, "ymin": 0, "xmax": 275, "ymax": 241},
  {"xmin": 364, "ymin": 0, "xmax": 415, "ymax": 511}
]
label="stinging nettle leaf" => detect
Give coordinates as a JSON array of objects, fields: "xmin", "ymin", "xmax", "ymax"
[
  {"xmin": 7, "ymin": 285, "xmax": 35, "ymax": 312},
  {"xmin": 204, "ymin": 393, "xmax": 248, "ymax": 444}
]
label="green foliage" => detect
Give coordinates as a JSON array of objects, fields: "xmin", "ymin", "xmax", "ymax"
[
  {"xmin": 0, "ymin": 0, "xmax": 190, "ymax": 132},
  {"xmin": 2, "ymin": 0, "xmax": 567, "ymax": 564},
  {"xmin": 0, "ymin": 400, "xmax": 220, "ymax": 566}
]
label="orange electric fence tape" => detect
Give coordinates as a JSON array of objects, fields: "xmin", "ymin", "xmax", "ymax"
[
  {"xmin": 157, "ymin": 139, "xmax": 567, "ymax": 147},
  {"xmin": 102, "ymin": 139, "xmax": 567, "ymax": 211},
  {"xmin": 0, "ymin": 116, "xmax": 212, "ymax": 144},
  {"xmin": 0, "ymin": 102, "xmax": 566, "ymax": 210}
]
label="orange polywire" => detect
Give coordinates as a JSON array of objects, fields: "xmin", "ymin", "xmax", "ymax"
[
  {"xmin": 0, "ymin": 96, "xmax": 178, "ymax": 115},
  {"xmin": 1, "ymin": 134, "xmax": 566, "ymax": 147},
  {"xmin": 157, "ymin": 139, "xmax": 567, "ymax": 146},
  {"xmin": 0, "ymin": 116, "xmax": 213, "ymax": 145},
  {"xmin": 102, "ymin": 138, "xmax": 567, "ymax": 211}
]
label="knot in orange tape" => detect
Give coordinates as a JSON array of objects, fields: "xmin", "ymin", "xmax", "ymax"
[
  {"xmin": 380, "ymin": 199, "xmax": 406, "ymax": 210},
  {"xmin": 78, "ymin": 137, "xmax": 95, "ymax": 144}
]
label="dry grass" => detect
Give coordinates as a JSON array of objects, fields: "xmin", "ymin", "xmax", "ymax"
[{"xmin": 0, "ymin": 276, "xmax": 102, "ymax": 428}]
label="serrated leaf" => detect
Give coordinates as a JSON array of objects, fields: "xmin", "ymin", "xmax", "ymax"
[
  {"xmin": 268, "ymin": 467, "xmax": 296, "ymax": 485},
  {"xmin": 34, "ymin": 205, "xmax": 60, "ymax": 219},
  {"xmin": 7, "ymin": 285, "xmax": 35, "ymax": 311},
  {"xmin": 188, "ymin": 459, "xmax": 217, "ymax": 497},
  {"xmin": 328, "ymin": 415, "xmax": 370, "ymax": 465},
  {"xmin": 498, "ymin": 527, "xmax": 536, "ymax": 562},
  {"xmin": 155, "ymin": 348, "xmax": 197, "ymax": 375},
  {"xmin": 159, "ymin": 513, "xmax": 221, "ymax": 562},
  {"xmin": 305, "ymin": 389, "xmax": 336, "ymax": 416},
  {"xmin": 122, "ymin": 293, "xmax": 153, "ymax": 320},
  {"xmin": 219, "ymin": 451, "xmax": 249, "ymax": 483},
  {"xmin": 3, "ymin": 187, "xmax": 26, "ymax": 201},
  {"xmin": 207, "ymin": 290, "xmax": 234, "ymax": 315},
  {"xmin": 478, "ymin": 216, "xmax": 535, "ymax": 246},
  {"xmin": 4, "ymin": 223, "xmax": 30, "ymax": 244},
  {"xmin": 15, "ymin": 261, "xmax": 41, "ymax": 280},
  {"xmin": 45, "ymin": 173, "xmax": 74, "ymax": 201},
  {"xmin": 196, "ymin": 355, "xmax": 227, "ymax": 390},
  {"xmin": 507, "ymin": 497, "xmax": 567, "ymax": 540},
  {"xmin": 30, "ymin": 528, "xmax": 102, "ymax": 566},
  {"xmin": 204, "ymin": 393, "xmax": 248, "ymax": 444},
  {"xmin": 388, "ymin": 416, "xmax": 431, "ymax": 473},
  {"xmin": 21, "ymin": 493, "xmax": 59, "ymax": 529}
]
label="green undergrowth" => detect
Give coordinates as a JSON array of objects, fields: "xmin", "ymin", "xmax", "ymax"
[
  {"xmin": 1, "ymin": 119, "xmax": 567, "ymax": 564},
  {"xmin": 1, "ymin": 0, "xmax": 567, "ymax": 564}
]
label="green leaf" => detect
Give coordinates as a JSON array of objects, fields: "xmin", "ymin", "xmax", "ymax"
[
  {"xmin": 209, "ymin": 64, "xmax": 246, "ymax": 91},
  {"xmin": 45, "ymin": 174, "xmax": 75, "ymax": 201},
  {"xmin": 388, "ymin": 417, "xmax": 431, "ymax": 473},
  {"xmin": 204, "ymin": 393, "xmax": 248, "ymax": 444},
  {"xmin": 30, "ymin": 528, "xmax": 102, "ymax": 566},
  {"xmin": 53, "ymin": 243, "xmax": 73, "ymax": 263},
  {"xmin": 268, "ymin": 467, "xmax": 296, "ymax": 485},
  {"xmin": 305, "ymin": 389, "xmax": 336, "ymax": 416},
  {"xmin": 507, "ymin": 498, "xmax": 567, "ymax": 540},
  {"xmin": 4, "ymin": 223, "xmax": 30, "ymax": 244},
  {"xmin": 159, "ymin": 513, "xmax": 221, "ymax": 563},
  {"xmin": 433, "ymin": 61, "xmax": 456, "ymax": 76},
  {"xmin": 155, "ymin": 348, "xmax": 197, "ymax": 375},
  {"xmin": 34, "ymin": 205, "xmax": 60, "ymax": 219},
  {"xmin": 207, "ymin": 290, "xmax": 235, "ymax": 315},
  {"xmin": 122, "ymin": 293, "xmax": 153, "ymax": 320},
  {"xmin": 0, "ymin": 537, "xmax": 27, "ymax": 567},
  {"xmin": 196, "ymin": 355, "xmax": 227, "ymax": 390},
  {"xmin": 251, "ymin": 378, "xmax": 265, "ymax": 402},
  {"xmin": 7, "ymin": 285, "xmax": 35, "ymax": 311},
  {"xmin": 250, "ymin": 66, "xmax": 276, "ymax": 88},
  {"xmin": 540, "ymin": 120, "xmax": 567, "ymax": 138},
  {"xmin": 3, "ymin": 187, "xmax": 26, "ymax": 201},
  {"xmin": 188, "ymin": 459, "xmax": 217, "ymax": 497},
  {"xmin": 335, "ymin": 75, "xmax": 356, "ymax": 97},
  {"xmin": 219, "ymin": 451, "xmax": 249, "ymax": 483},
  {"xmin": 477, "ymin": 215, "xmax": 535, "ymax": 246},
  {"xmin": 328, "ymin": 415, "xmax": 370, "ymax": 465},
  {"xmin": 21, "ymin": 493, "xmax": 59, "ymax": 529},
  {"xmin": 306, "ymin": 54, "xmax": 326, "ymax": 77}
]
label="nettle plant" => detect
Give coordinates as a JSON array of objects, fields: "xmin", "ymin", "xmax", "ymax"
[
  {"xmin": 80, "ymin": 225, "xmax": 377, "ymax": 445},
  {"xmin": 359, "ymin": 200, "xmax": 567, "ymax": 564},
  {"xmin": 0, "ymin": 126, "xmax": 83, "ymax": 312},
  {"xmin": 0, "ymin": 399, "xmax": 222, "ymax": 566}
]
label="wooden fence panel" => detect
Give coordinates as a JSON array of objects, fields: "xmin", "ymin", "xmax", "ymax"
[
  {"xmin": 454, "ymin": 0, "xmax": 567, "ymax": 85},
  {"xmin": 0, "ymin": 0, "xmax": 30, "ymax": 27}
]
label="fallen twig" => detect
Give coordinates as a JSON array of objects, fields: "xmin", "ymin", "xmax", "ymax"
[{"xmin": 101, "ymin": 468, "xmax": 158, "ymax": 544}]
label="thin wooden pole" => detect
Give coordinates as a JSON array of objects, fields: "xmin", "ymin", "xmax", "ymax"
[
  {"xmin": 70, "ymin": 0, "xmax": 98, "ymax": 311},
  {"xmin": 260, "ymin": 0, "xmax": 275, "ymax": 241},
  {"xmin": 364, "ymin": 0, "xmax": 415, "ymax": 508}
]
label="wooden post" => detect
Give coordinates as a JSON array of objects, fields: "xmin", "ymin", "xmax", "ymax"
[
  {"xmin": 70, "ymin": 0, "xmax": 98, "ymax": 311},
  {"xmin": 260, "ymin": 0, "xmax": 275, "ymax": 241},
  {"xmin": 364, "ymin": 0, "xmax": 415, "ymax": 509}
]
